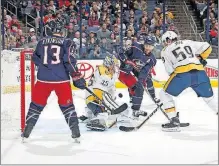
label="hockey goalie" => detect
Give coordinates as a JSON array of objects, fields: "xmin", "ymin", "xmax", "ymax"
[{"xmin": 80, "ymin": 55, "xmax": 128, "ymax": 131}]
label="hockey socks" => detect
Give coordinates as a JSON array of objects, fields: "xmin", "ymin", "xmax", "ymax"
[
  {"xmin": 60, "ymin": 104, "xmax": 80, "ymax": 138},
  {"xmin": 22, "ymin": 102, "xmax": 44, "ymax": 138}
]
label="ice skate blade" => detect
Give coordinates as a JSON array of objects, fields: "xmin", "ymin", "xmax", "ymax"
[
  {"xmin": 22, "ymin": 137, "xmax": 28, "ymax": 143},
  {"xmin": 162, "ymin": 127, "xmax": 181, "ymax": 132},
  {"xmin": 73, "ymin": 138, "xmax": 80, "ymax": 144}
]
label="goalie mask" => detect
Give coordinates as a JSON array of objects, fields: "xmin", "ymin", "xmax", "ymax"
[{"xmin": 103, "ymin": 55, "xmax": 119, "ymax": 74}]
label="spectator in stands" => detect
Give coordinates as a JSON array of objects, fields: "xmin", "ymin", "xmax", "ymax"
[
  {"xmin": 70, "ymin": 0, "xmax": 79, "ymax": 12},
  {"xmin": 87, "ymin": 31, "xmax": 98, "ymax": 59},
  {"xmin": 4, "ymin": 9, "xmax": 12, "ymax": 23},
  {"xmin": 16, "ymin": 35, "xmax": 26, "ymax": 48},
  {"xmin": 67, "ymin": 23, "xmax": 75, "ymax": 39},
  {"xmin": 167, "ymin": 23, "xmax": 180, "ymax": 35},
  {"xmin": 90, "ymin": 2, "xmax": 101, "ymax": 19},
  {"xmin": 67, "ymin": 10, "xmax": 78, "ymax": 25},
  {"xmin": 133, "ymin": 0, "xmax": 147, "ymax": 11},
  {"xmin": 88, "ymin": 12, "xmax": 100, "ymax": 27},
  {"xmin": 112, "ymin": 24, "xmax": 120, "ymax": 37},
  {"xmin": 96, "ymin": 23, "xmax": 111, "ymax": 41},
  {"xmin": 48, "ymin": 0, "xmax": 57, "ymax": 13},
  {"xmin": 210, "ymin": 23, "xmax": 218, "ymax": 45},
  {"xmin": 73, "ymin": 31, "xmax": 87, "ymax": 58},
  {"xmin": 139, "ymin": 11, "xmax": 150, "ymax": 25},
  {"xmin": 27, "ymin": 28, "xmax": 36, "ymax": 43},
  {"xmin": 43, "ymin": 10, "xmax": 54, "ymax": 24},
  {"xmin": 105, "ymin": 17, "xmax": 113, "ymax": 31},
  {"xmin": 9, "ymin": 15, "xmax": 21, "ymax": 30},
  {"xmin": 78, "ymin": 6, "xmax": 89, "ymax": 20}
]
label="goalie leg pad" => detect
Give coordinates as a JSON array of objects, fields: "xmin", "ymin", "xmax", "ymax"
[
  {"xmin": 60, "ymin": 104, "xmax": 80, "ymax": 138},
  {"xmin": 87, "ymin": 102, "xmax": 103, "ymax": 115},
  {"xmin": 86, "ymin": 113, "xmax": 108, "ymax": 131},
  {"xmin": 103, "ymin": 92, "xmax": 119, "ymax": 110},
  {"xmin": 202, "ymin": 95, "xmax": 218, "ymax": 114},
  {"xmin": 22, "ymin": 102, "xmax": 44, "ymax": 138},
  {"xmin": 160, "ymin": 89, "xmax": 177, "ymax": 119}
]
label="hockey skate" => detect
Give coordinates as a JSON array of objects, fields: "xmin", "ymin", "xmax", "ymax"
[
  {"xmin": 133, "ymin": 110, "xmax": 147, "ymax": 118},
  {"xmin": 71, "ymin": 126, "xmax": 81, "ymax": 143},
  {"xmin": 21, "ymin": 123, "xmax": 34, "ymax": 143},
  {"xmin": 162, "ymin": 112, "xmax": 181, "ymax": 132}
]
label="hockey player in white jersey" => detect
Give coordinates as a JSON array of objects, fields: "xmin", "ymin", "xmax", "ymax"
[
  {"xmin": 83, "ymin": 55, "xmax": 124, "ymax": 131},
  {"xmin": 160, "ymin": 31, "xmax": 218, "ymax": 132}
]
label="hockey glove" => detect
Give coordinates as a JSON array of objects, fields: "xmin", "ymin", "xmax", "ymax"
[
  {"xmin": 197, "ymin": 55, "xmax": 207, "ymax": 67},
  {"xmin": 72, "ymin": 72, "xmax": 86, "ymax": 89},
  {"xmin": 199, "ymin": 58, "xmax": 207, "ymax": 67},
  {"xmin": 125, "ymin": 60, "xmax": 141, "ymax": 71}
]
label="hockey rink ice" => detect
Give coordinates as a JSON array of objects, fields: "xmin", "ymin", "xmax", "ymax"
[{"xmin": 1, "ymin": 88, "xmax": 218, "ymax": 164}]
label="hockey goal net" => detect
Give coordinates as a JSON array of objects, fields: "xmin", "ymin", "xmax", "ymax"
[{"xmin": 1, "ymin": 49, "xmax": 35, "ymax": 139}]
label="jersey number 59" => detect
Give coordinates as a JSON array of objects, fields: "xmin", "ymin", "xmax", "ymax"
[{"xmin": 172, "ymin": 46, "xmax": 194, "ymax": 62}]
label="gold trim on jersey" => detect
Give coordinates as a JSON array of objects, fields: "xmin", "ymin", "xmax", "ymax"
[
  {"xmin": 165, "ymin": 107, "xmax": 176, "ymax": 113},
  {"xmin": 86, "ymin": 88, "xmax": 104, "ymax": 105},
  {"xmin": 163, "ymin": 73, "xmax": 177, "ymax": 91},
  {"xmin": 174, "ymin": 63, "xmax": 204, "ymax": 73},
  {"xmin": 98, "ymin": 65, "xmax": 113, "ymax": 79},
  {"xmin": 200, "ymin": 46, "xmax": 212, "ymax": 60}
]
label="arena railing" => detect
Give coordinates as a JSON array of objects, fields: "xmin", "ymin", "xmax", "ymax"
[
  {"xmin": 5, "ymin": 0, "xmax": 17, "ymax": 17},
  {"xmin": 183, "ymin": 1, "xmax": 198, "ymax": 40}
]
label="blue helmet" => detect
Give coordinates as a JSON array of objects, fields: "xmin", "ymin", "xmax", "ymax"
[{"xmin": 144, "ymin": 36, "xmax": 156, "ymax": 46}]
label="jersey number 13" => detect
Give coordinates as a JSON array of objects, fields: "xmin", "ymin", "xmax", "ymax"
[{"xmin": 43, "ymin": 45, "xmax": 61, "ymax": 64}]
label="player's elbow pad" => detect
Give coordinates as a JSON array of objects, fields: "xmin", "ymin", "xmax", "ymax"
[{"xmin": 200, "ymin": 46, "xmax": 212, "ymax": 60}]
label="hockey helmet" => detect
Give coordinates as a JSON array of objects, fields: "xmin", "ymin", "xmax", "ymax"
[
  {"xmin": 161, "ymin": 31, "xmax": 178, "ymax": 45},
  {"xmin": 45, "ymin": 20, "xmax": 67, "ymax": 37},
  {"xmin": 144, "ymin": 36, "xmax": 155, "ymax": 52}
]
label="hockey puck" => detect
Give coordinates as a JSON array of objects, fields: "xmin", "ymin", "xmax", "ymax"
[{"xmin": 118, "ymin": 93, "xmax": 123, "ymax": 98}]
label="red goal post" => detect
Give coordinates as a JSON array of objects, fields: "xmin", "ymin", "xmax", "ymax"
[{"xmin": 20, "ymin": 49, "xmax": 35, "ymax": 132}]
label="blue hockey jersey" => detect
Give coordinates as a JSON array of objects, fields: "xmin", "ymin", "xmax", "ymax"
[
  {"xmin": 119, "ymin": 42, "xmax": 157, "ymax": 81},
  {"xmin": 32, "ymin": 36, "xmax": 78, "ymax": 83}
]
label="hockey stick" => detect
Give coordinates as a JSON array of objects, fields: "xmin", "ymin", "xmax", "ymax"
[
  {"xmin": 119, "ymin": 106, "xmax": 159, "ymax": 132},
  {"xmin": 143, "ymin": 87, "xmax": 190, "ymax": 127},
  {"xmin": 85, "ymin": 87, "xmax": 128, "ymax": 115}
]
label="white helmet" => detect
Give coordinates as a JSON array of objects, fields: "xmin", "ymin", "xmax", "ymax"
[{"xmin": 161, "ymin": 31, "xmax": 178, "ymax": 45}]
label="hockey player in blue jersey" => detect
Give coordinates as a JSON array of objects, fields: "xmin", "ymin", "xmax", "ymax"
[
  {"xmin": 118, "ymin": 36, "xmax": 157, "ymax": 117},
  {"xmin": 21, "ymin": 22, "xmax": 86, "ymax": 142},
  {"xmin": 132, "ymin": 36, "xmax": 161, "ymax": 104}
]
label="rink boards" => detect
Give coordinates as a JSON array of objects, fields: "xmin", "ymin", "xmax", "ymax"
[{"xmin": 1, "ymin": 57, "xmax": 218, "ymax": 94}]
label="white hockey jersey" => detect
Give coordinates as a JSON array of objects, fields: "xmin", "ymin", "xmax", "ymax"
[
  {"xmin": 161, "ymin": 40, "xmax": 212, "ymax": 75},
  {"xmin": 86, "ymin": 65, "xmax": 119, "ymax": 104}
]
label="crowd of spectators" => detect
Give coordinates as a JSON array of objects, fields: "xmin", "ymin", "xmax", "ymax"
[
  {"xmin": 2, "ymin": 0, "xmax": 178, "ymax": 59},
  {"xmin": 1, "ymin": 7, "xmax": 38, "ymax": 49},
  {"xmin": 190, "ymin": 0, "xmax": 218, "ymax": 45}
]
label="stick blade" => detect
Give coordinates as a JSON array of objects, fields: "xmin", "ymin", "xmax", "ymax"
[
  {"xmin": 119, "ymin": 126, "xmax": 135, "ymax": 132},
  {"xmin": 112, "ymin": 103, "xmax": 128, "ymax": 114}
]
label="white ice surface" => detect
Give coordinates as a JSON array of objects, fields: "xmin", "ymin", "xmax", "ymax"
[{"xmin": 1, "ymin": 88, "xmax": 218, "ymax": 164}]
